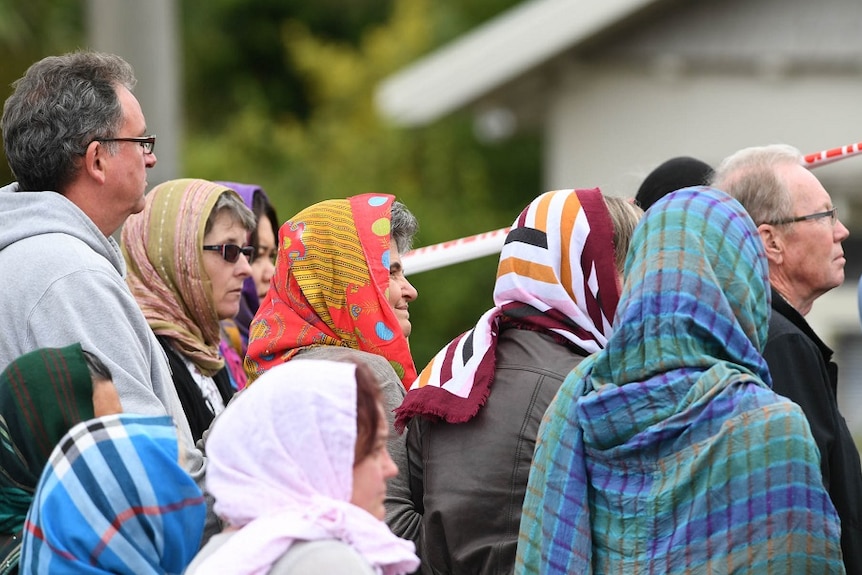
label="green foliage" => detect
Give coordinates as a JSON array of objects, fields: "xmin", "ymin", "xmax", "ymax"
[
  {"xmin": 430, "ymin": 0, "xmax": 524, "ymax": 45},
  {"xmin": 180, "ymin": 0, "xmax": 394, "ymax": 127},
  {"xmin": 0, "ymin": 0, "xmax": 84, "ymax": 183},
  {"xmin": 183, "ymin": 0, "xmax": 541, "ymax": 365}
]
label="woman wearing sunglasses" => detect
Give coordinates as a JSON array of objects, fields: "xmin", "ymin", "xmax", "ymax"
[
  {"xmin": 213, "ymin": 182, "xmax": 279, "ymax": 392},
  {"xmin": 122, "ymin": 178, "xmax": 256, "ymax": 442}
]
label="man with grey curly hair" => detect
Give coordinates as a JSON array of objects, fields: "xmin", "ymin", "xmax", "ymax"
[{"xmin": 0, "ymin": 51, "xmax": 212, "ymax": 536}]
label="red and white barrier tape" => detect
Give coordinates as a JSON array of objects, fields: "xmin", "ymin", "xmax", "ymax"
[
  {"xmin": 803, "ymin": 142, "xmax": 862, "ymax": 168},
  {"xmin": 403, "ymin": 227, "xmax": 510, "ymax": 275}
]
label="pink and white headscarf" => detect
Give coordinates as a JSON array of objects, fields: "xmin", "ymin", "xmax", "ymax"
[
  {"xmin": 122, "ymin": 178, "xmax": 233, "ymax": 376},
  {"xmin": 395, "ymin": 189, "xmax": 620, "ymax": 430},
  {"xmin": 196, "ymin": 359, "xmax": 419, "ymax": 575}
]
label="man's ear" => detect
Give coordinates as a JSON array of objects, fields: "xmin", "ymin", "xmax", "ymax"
[
  {"xmin": 82, "ymin": 140, "xmax": 107, "ymax": 185},
  {"xmin": 757, "ymin": 223, "xmax": 783, "ymax": 265}
]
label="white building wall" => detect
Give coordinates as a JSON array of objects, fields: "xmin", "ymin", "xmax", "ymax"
[{"xmin": 544, "ymin": 66, "xmax": 862, "ymax": 202}]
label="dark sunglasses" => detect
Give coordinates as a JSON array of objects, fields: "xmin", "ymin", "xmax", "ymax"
[{"xmin": 202, "ymin": 244, "xmax": 255, "ymax": 263}]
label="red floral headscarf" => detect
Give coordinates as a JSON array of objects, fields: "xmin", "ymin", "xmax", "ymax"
[{"xmin": 245, "ymin": 194, "xmax": 418, "ymax": 387}]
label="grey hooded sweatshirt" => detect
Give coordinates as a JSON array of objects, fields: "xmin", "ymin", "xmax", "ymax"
[{"xmin": 0, "ymin": 182, "xmax": 204, "ymax": 481}]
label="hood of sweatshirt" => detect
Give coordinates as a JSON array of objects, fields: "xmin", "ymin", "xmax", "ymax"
[{"xmin": 0, "ymin": 182, "xmax": 126, "ymax": 275}]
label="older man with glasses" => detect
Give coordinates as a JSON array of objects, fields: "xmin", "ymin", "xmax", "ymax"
[
  {"xmin": 0, "ymin": 51, "xmax": 218, "ymax": 540},
  {"xmin": 712, "ymin": 144, "xmax": 861, "ymax": 573}
]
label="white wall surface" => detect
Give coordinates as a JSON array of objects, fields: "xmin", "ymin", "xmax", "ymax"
[{"xmin": 544, "ymin": 67, "xmax": 862, "ymax": 201}]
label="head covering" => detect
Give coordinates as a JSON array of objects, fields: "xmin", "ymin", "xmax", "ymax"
[
  {"xmin": 215, "ymin": 181, "xmax": 270, "ymax": 339},
  {"xmin": 215, "ymin": 181, "xmax": 273, "ymax": 391},
  {"xmin": 20, "ymin": 414, "xmax": 206, "ymax": 575},
  {"xmin": 635, "ymin": 156, "xmax": 713, "ymax": 210},
  {"xmin": 394, "ymin": 189, "xmax": 620, "ymax": 431},
  {"xmin": 517, "ymin": 187, "xmax": 843, "ymax": 574},
  {"xmin": 122, "ymin": 178, "xmax": 239, "ymax": 376},
  {"xmin": 0, "ymin": 343, "xmax": 95, "ymax": 536},
  {"xmin": 196, "ymin": 360, "xmax": 420, "ymax": 575},
  {"xmin": 214, "ymin": 181, "xmax": 262, "ymax": 212},
  {"xmin": 245, "ymin": 193, "xmax": 418, "ymax": 387}
]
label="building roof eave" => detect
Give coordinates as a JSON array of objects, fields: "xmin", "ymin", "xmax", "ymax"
[{"xmin": 375, "ymin": 0, "xmax": 663, "ymax": 127}]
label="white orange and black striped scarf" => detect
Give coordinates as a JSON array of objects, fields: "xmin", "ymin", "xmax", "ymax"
[{"xmin": 394, "ymin": 188, "xmax": 620, "ymax": 431}]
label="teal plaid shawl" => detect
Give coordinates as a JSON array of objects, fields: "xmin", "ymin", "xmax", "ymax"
[{"xmin": 516, "ymin": 187, "xmax": 844, "ymax": 574}]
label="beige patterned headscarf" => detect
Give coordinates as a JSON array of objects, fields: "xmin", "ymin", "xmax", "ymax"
[{"xmin": 122, "ymin": 178, "xmax": 234, "ymax": 376}]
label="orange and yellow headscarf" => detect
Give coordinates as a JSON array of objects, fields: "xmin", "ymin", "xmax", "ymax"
[{"xmin": 245, "ymin": 194, "xmax": 418, "ymax": 387}]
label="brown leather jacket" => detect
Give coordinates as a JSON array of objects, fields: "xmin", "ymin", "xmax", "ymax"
[{"xmin": 405, "ymin": 328, "xmax": 586, "ymax": 575}]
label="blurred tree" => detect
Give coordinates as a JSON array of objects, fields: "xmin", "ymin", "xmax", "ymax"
[
  {"xmin": 182, "ymin": 0, "xmax": 540, "ymax": 365},
  {"xmin": 181, "ymin": 0, "xmax": 521, "ymax": 130},
  {"xmin": 181, "ymin": 0, "xmax": 394, "ymax": 130},
  {"xmin": 0, "ymin": 0, "xmax": 84, "ymax": 184}
]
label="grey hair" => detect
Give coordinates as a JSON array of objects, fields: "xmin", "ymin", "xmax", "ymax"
[
  {"xmin": 709, "ymin": 144, "xmax": 802, "ymax": 225},
  {"xmin": 603, "ymin": 196, "xmax": 643, "ymax": 275},
  {"xmin": 82, "ymin": 350, "xmax": 113, "ymax": 383},
  {"xmin": 390, "ymin": 200, "xmax": 418, "ymax": 254},
  {"xmin": 205, "ymin": 190, "xmax": 257, "ymax": 236},
  {"xmin": 2, "ymin": 51, "xmax": 136, "ymax": 193}
]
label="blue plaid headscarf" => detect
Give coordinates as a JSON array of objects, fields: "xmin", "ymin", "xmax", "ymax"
[
  {"xmin": 20, "ymin": 414, "xmax": 206, "ymax": 574},
  {"xmin": 516, "ymin": 187, "xmax": 844, "ymax": 574}
]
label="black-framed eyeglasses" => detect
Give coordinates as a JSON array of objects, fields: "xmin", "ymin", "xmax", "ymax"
[
  {"xmin": 96, "ymin": 135, "xmax": 156, "ymax": 154},
  {"xmin": 766, "ymin": 207, "xmax": 837, "ymax": 226},
  {"xmin": 202, "ymin": 244, "xmax": 255, "ymax": 263}
]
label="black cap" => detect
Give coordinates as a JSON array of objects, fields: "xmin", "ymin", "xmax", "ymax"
[{"xmin": 635, "ymin": 157, "xmax": 714, "ymax": 210}]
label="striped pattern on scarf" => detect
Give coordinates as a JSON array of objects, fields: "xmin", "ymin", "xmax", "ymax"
[
  {"xmin": 516, "ymin": 187, "xmax": 844, "ymax": 574},
  {"xmin": 245, "ymin": 194, "xmax": 418, "ymax": 387},
  {"xmin": 21, "ymin": 414, "xmax": 206, "ymax": 574},
  {"xmin": 0, "ymin": 343, "xmax": 94, "ymax": 536},
  {"xmin": 122, "ymin": 179, "xmax": 231, "ymax": 376},
  {"xmin": 395, "ymin": 189, "xmax": 619, "ymax": 431}
]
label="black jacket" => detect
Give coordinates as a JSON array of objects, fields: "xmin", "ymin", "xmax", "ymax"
[
  {"xmin": 764, "ymin": 289, "xmax": 862, "ymax": 574},
  {"xmin": 157, "ymin": 335, "xmax": 234, "ymax": 443}
]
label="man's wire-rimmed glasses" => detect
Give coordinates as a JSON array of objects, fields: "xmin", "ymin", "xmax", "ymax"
[{"xmin": 765, "ymin": 207, "xmax": 837, "ymax": 226}]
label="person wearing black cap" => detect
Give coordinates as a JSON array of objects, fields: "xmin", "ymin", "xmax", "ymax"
[{"xmin": 635, "ymin": 156, "xmax": 713, "ymax": 210}]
